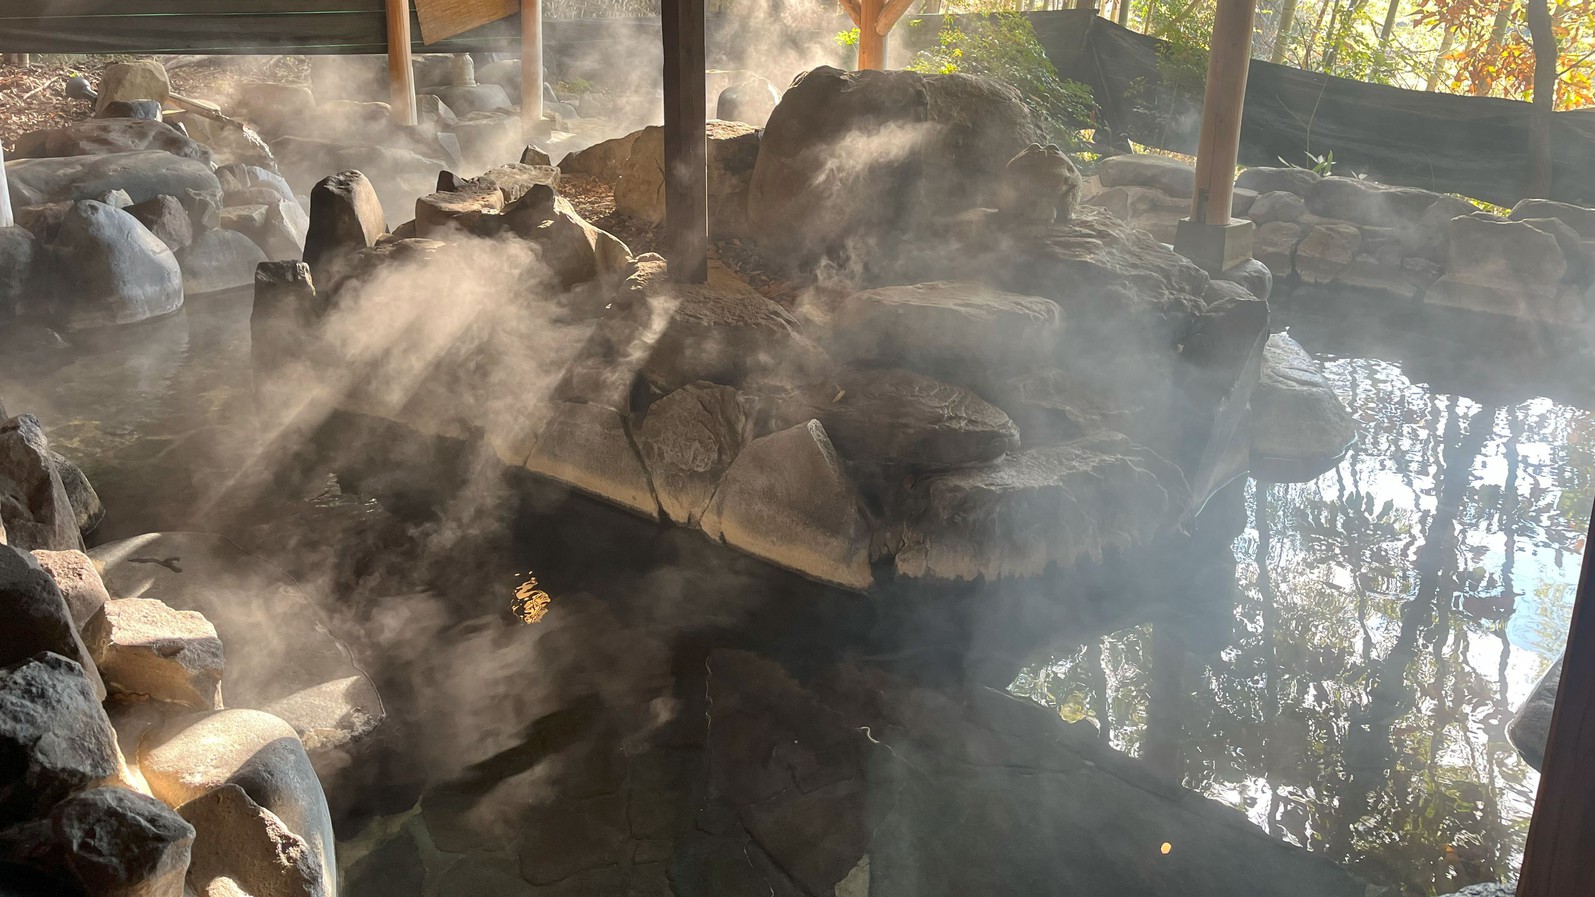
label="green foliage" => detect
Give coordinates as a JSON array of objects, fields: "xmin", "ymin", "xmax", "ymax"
[
  {"xmin": 905, "ymin": 12, "xmax": 1098, "ymax": 149},
  {"xmin": 834, "ymin": 27, "xmax": 861, "ymax": 49},
  {"xmin": 1279, "ymin": 150, "xmax": 1338, "ymax": 175}
]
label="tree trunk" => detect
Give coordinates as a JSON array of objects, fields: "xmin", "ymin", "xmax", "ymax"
[
  {"xmin": 1317, "ymin": 0, "xmax": 1343, "ymax": 70},
  {"xmin": 1118, "ymin": 0, "xmax": 1132, "ymax": 25},
  {"xmin": 1376, "ymin": 0, "xmax": 1398, "ymax": 49},
  {"xmin": 1302, "ymin": 0, "xmax": 1333, "ymax": 70},
  {"xmin": 1426, "ymin": 23, "xmax": 1454, "ymax": 91},
  {"xmin": 1270, "ymin": 0, "xmax": 1299, "ymax": 62},
  {"xmin": 1525, "ymin": 0, "xmax": 1555, "ymax": 197},
  {"xmin": 1322, "ymin": 0, "xmax": 1366, "ymax": 71},
  {"xmin": 1479, "ymin": 0, "xmax": 1514, "ymax": 94}
]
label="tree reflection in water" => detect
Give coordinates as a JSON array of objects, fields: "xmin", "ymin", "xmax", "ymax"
[{"xmin": 1012, "ymin": 355, "xmax": 1595, "ymax": 897}]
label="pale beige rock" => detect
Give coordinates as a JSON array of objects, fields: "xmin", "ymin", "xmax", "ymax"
[
  {"xmin": 85, "ymin": 597, "xmax": 225, "ymax": 709},
  {"xmin": 139, "ymin": 709, "xmax": 336, "ymax": 895},
  {"xmin": 30, "ymin": 548, "xmax": 109, "ymax": 628},
  {"xmin": 1295, "ymin": 223, "xmax": 1361, "ymax": 284},
  {"xmin": 700, "ymin": 420, "xmax": 872, "ymax": 590},
  {"xmin": 1425, "ymin": 215, "xmax": 1574, "ymax": 322},
  {"xmin": 524, "ymin": 402, "xmax": 659, "ymax": 520},
  {"xmin": 180, "ymin": 784, "xmax": 325, "ymax": 897}
]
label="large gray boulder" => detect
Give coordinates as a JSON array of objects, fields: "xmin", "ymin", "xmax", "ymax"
[
  {"xmin": 0, "ymin": 652, "xmax": 121, "ymax": 825},
  {"xmin": 5, "ymin": 151, "xmax": 222, "ymax": 209},
  {"xmin": 0, "ymin": 787, "xmax": 193, "ymax": 897},
  {"xmin": 1304, "ymin": 177, "xmax": 1437, "ymax": 228},
  {"xmin": 700, "ymin": 420, "xmax": 873, "ymax": 590},
  {"xmin": 0, "ymin": 416, "xmax": 83, "ymax": 552},
  {"xmin": 635, "ymin": 383, "xmax": 749, "ymax": 527},
  {"xmin": 178, "ymin": 228, "xmax": 269, "ymax": 295},
  {"xmin": 1096, "ymin": 154, "xmax": 1195, "ymax": 198},
  {"xmin": 764, "ymin": 368, "xmax": 1020, "ymax": 467},
  {"xmin": 1424, "ymin": 215, "xmax": 1573, "ymax": 322},
  {"xmin": 48, "ymin": 452, "xmax": 104, "ymax": 537},
  {"xmin": 0, "ymin": 544, "xmax": 105, "ymax": 700},
  {"xmin": 887, "ymin": 433, "xmax": 1185, "ymax": 581},
  {"xmin": 11, "ymin": 119, "xmax": 212, "ymax": 165},
  {"xmin": 748, "ymin": 65, "xmax": 1044, "ymax": 272},
  {"xmin": 1250, "ymin": 333, "xmax": 1355, "ymax": 470},
  {"xmin": 603, "ymin": 256, "xmax": 829, "ymax": 395},
  {"xmin": 827, "ymin": 281, "xmax": 1062, "ymax": 387},
  {"xmin": 43, "ymin": 200, "xmax": 183, "ymax": 330},
  {"xmin": 423, "ymin": 83, "xmax": 512, "ymax": 116}
]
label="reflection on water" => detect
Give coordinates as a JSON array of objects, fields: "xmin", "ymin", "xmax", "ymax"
[{"xmin": 1014, "ymin": 345, "xmax": 1590, "ymax": 896}]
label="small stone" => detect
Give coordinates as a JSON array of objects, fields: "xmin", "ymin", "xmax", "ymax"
[
  {"xmin": 1234, "ymin": 166, "xmax": 1320, "ymax": 197},
  {"xmin": 0, "ymin": 652, "xmax": 120, "ymax": 825},
  {"xmin": 1247, "ymin": 190, "xmax": 1307, "ymax": 224},
  {"xmin": 97, "ymin": 99, "xmax": 164, "ymax": 121},
  {"xmin": 997, "ymin": 143, "xmax": 1082, "ymax": 224},
  {"xmin": 85, "ymin": 598, "xmax": 225, "ymax": 709},
  {"xmin": 179, "ymin": 784, "xmax": 325, "ymax": 897},
  {"xmin": 29, "ymin": 548, "xmax": 109, "ymax": 628},
  {"xmin": 127, "ymin": 194, "xmax": 195, "ymax": 252},
  {"xmin": 1294, "ymin": 223, "xmax": 1361, "ymax": 284}
]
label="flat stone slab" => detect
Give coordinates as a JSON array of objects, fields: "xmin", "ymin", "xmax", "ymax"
[{"xmin": 888, "ymin": 433, "xmax": 1186, "ymax": 581}]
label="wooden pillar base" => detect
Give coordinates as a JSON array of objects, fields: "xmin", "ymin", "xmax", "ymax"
[{"xmin": 1174, "ymin": 218, "xmax": 1254, "ymax": 275}]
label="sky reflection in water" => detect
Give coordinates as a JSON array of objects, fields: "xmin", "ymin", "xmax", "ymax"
[{"xmin": 1013, "ymin": 349, "xmax": 1591, "ymax": 897}]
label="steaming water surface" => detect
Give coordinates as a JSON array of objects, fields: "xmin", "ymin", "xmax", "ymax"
[{"xmin": 2, "ymin": 291, "xmax": 1586, "ymax": 897}]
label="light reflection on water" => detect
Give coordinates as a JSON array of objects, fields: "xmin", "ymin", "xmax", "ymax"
[{"xmin": 1013, "ymin": 349, "xmax": 1591, "ymax": 896}]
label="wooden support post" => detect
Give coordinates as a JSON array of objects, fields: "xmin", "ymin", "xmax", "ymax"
[
  {"xmin": 521, "ymin": 0, "xmax": 545, "ymax": 139},
  {"xmin": 386, "ymin": 0, "xmax": 417, "ymax": 126},
  {"xmin": 662, "ymin": 0, "xmax": 707, "ymax": 283},
  {"xmin": 1189, "ymin": 0, "xmax": 1254, "ymax": 225},
  {"xmin": 857, "ymin": 0, "xmax": 887, "ymax": 70},
  {"xmin": 1518, "ymin": 500, "xmax": 1595, "ymax": 897},
  {"xmin": 1172, "ymin": 0, "xmax": 1256, "ymax": 273}
]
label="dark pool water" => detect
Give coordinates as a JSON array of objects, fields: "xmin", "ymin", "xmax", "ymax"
[
  {"xmin": 3, "ymin": 290, "xmax": 1586, "ymax": 897},
  {"xmin": 1013, "ymin": 311, "xmax": 1590, "ymax": 896}
]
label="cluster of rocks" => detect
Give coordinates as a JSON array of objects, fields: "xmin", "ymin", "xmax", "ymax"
[
  {"xmin": 248, "ymin": 65, "xmax": 1353, "ymax": 595},
  {"xmin": 0, "ymin": 59, "xmax": 311, "ymax": 337},
  {"xmin": 0, "ymin": 400, "xmax": 379, "ymax": 895},
  {"xmin": 1085, "ymin": 153, "xmax": 1595, "ymax": 324}
]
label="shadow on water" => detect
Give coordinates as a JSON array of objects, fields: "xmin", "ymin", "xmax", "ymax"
[{"xmin": 1014, "ymin": 303, "xmax": 1592, "ymax": 896}]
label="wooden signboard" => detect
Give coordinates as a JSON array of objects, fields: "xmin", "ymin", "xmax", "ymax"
[{"xmin": 414, "ymin": 0, "xmax": 516, "ymax": 44}]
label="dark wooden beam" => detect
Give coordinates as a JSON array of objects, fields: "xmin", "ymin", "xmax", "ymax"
[
  {"xmin": 661, "ymin": 0, "xmax": 707, "ymax": 284},
  {"xmin": 1518, "ymin": 498, "xmax": 1595, "ymax": 897}
]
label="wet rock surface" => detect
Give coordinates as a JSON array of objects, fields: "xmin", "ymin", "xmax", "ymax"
[
  {"xmin": 1250, "ymin": 333, "xmax": 1356, "ymax": 473},
  {"xmin": 0, "ymin": 652, "xmax": 121, "ymax": 824},
  {"xmin": 42, "ymin": 200, "xmax": 184, "ymax": 331},
  {"xmin": 1508, "ymin": 656, "xmax": 1560, "ymax": 771},
  {"xmin": 0, "ymin": 786, "xmax": 194, "ymax": 897}
]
